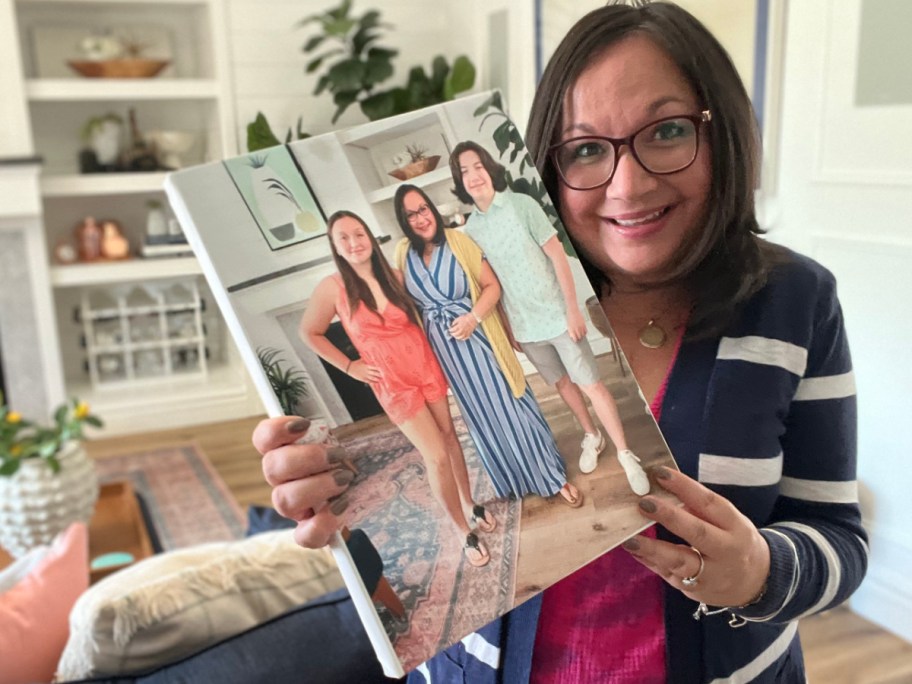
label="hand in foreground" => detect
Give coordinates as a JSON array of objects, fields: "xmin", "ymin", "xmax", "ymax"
[
  {"xmin": 448, "ymin": 313, "xmax": 478, "ymax": 341},
  {"xmin": 254, "ymin": 416, "xmax": 353, "ymax": 549},
  {"xmin": 347, "ymin": 359, "xmax": 382, "ymax": 384},
  {"xmin": 566, "ymin": 307, "xmax": 588, "ymax": 342},
  {"xmin": 622, "ymin": 466, "xmax": 770, "ymax": 608}
]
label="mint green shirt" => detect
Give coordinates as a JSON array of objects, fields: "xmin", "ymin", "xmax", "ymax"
[{"xmin": 464, "ymin": 191, "xmax": 567, "ymax": 343}]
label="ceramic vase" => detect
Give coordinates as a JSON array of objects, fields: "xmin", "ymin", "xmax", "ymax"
[{"xmin": 0, "ymin": 442, "xmax": 99, "ymax": 558}]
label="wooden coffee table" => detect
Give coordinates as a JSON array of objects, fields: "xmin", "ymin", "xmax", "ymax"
[{"xmin": 88, "ymin": 480, "xmax": 155, "ymax": 583}]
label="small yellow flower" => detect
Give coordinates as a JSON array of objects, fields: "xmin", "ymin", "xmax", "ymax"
[
  {"xmin": 74, "ymin": 402, "xmax": 90, "ymax": 419},
  {"xmin": 10, "ymin": 444, "xmax": 22, "ymax": 457},
  {"xmin": 6, "ymin": 411, "xmax": 21, "ymax": 424}
]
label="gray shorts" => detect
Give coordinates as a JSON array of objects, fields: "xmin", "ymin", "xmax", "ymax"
[{"xmin": 520, "ymin": 331, "xmax": 600, "ymax": 386}]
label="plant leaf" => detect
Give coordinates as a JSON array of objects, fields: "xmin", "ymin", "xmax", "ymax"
[
  {"xmin": 85, "ymin": 415, "xmax": 103, "ymax": 428},
  {"xmin": 302, "ymin": 35, "xmax": 325, "ymax": 53},
  {"xmin": 331, "ymin": 90, "xmax": 360, "ymax": 123},
  {"xmin": 364, "ymin": 53, "xmax": 394, "ymax": 86},
  {"xmin": 314, "ymin": 74, "xmax": 330, "ymax": 96},
  {"xmin": 46, "ymin": 455, "xmax": 61, "ymax": 474},
  {"xmin": 247, "ymin": 112, "xmax": 282, "ymax": 152},
  {"xmin": 360, "ymin": 91, "xmax": 396, "ymax": 121},
  {"xmin": 473, "ymin": 92, "xmax": 498, "ymax": 117},
  {"xmin": 430, "ymin": 56, "xmax": 449, "ymax": 92},
  {"xmin": 0, "ymin": 459, "xmax": 20, "ymax": 476},
  {"xmin": 367, "ymin": 47, "xmax": 398, "ymax": 61},
  {"xmin": 324, "ymin": 17, "xmax": 357, "ymax": 37},
  {"xmin": 443, "ymin": 55, "xmax": 475, "ymax": 100},
  {"xmin": 327, "ymin": 59, "xmax": 367, "ymax": 92}
]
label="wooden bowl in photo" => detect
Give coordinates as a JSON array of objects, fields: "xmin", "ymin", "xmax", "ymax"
[
  {"xmin": 67, "ymin": 59, "xmax": 171, "ymax": 79},
  {"xmin": 388, "ymin": 155, "xmax": 441, "ymax": 181}
]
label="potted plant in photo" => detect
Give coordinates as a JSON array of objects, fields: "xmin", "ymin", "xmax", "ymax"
[
  {"xmin": 0, "ymin": 392, "xmax": 103, "ymax": 558},
  {"xmin": 257, "ymin": 347, "xmax": 309, "ymax": 416}
]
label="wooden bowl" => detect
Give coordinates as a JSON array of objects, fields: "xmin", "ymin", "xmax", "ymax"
[
  {"xmin": 67, "ymin": 59, "xmax": 170, "ymax": 79},
  {"xmin": 388, "ymin": 155, "xmax": 441, "ymax": 181}
]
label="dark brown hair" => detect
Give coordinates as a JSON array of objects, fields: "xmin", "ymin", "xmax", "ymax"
[
  {"xmin": 326, "ymin": 210, "xmax": 419, "ymax": 326},
  {"xmin": 448, "ymin": 140, "xmax": 508, "ymax": 206},
  {"xmin": 526, "ymin": 1, "xmax": 783, "ymax": 339},
  {"xmin": 393, "ymin": 184, "xmax": 446, "ymax": 253}
]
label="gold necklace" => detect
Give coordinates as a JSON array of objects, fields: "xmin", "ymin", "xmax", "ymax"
[{"xmin": 602, "ymin": 288, "xmax": 687, "ymax": 350}]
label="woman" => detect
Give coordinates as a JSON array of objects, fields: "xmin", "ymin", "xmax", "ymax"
[
  {"xmin": 296, "ymin": 210, "xmax": 495, "ymax": 567},
  {"xmin": 256, "ymin": 3, "xmax": 866, "ymax": 682},
  {"xmin": 392, "ymin": 183, "xmax": 582, "ymax": 506}
]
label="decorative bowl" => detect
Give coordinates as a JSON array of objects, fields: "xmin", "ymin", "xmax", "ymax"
[
  {"xmin": 388, "ymin": 155, "xmax": 441, "ymax": 181},
  {"xmin": 67, "ymin": 59, "xmax": 170, "ymax": 79}
]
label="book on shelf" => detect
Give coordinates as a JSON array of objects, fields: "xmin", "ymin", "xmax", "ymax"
[
  {"xmin": 140, "ymin": 241, "xmax": 195, "ymax": 259},
  {"xmin": 165, "ymin": 91, "xmax": 677, "ymax": 678}
]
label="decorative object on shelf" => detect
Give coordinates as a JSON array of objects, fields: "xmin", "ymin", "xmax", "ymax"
[
  {"xmin": 256, "ymin": 347, "xmax": 309, "ymax": 416},
  {"xmin": 0, "ymin": 392, "xmax": 103, "ymax": 558},
  {"xmin": 100, "ymin": 220, "xmax": 130, "ymax": 260},
  {"xmin": 53, "ymin": 237, "xmax": 79, "ymax": 265},
  {"xmin": 145, "ymin": 200, "xmax": 168, "ymax": 241},
  {"xmin": 80, "ymin": 112, "xmax": 124, "ymax": 172},
  {"xmin": 122, "ymin": 108, "xmax": 161, "ymax": 172},
  {"xmin": 435, "ymin": 201, "xmax": 467, "ymax": 227},
  {"xmin": 223, "ymin": 146, "xmax": 328, "ymax": 250},
  {"xmin": 75, "ymin": 216, "xmax": 103, "ymax": 261},
  {"xmin": 67, "ymin": 30, "xmax": 169, "ymax": 79},
  {"xmin": 388, "ymin": 144, "xmax": 441, "ymax": 181},
  {"xmin": 145, "ymin": 130, "xmax": 196, "ymax": 170},
  {"xmin": 245, "ymin": 1, "xmax": 476, "ymax": 151}
]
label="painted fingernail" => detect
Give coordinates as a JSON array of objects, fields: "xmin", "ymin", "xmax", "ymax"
[
  {"xmin": 654, "ymin": 466, "xmax": 673, "ymax": 480},
  {"xmin": 332, "ymin": 469, "xmax": 354, "ymax": 486},
  {"xmin": 638, "ymin": 498, "xmax": 657, "ymax": 514},
  {"xmin": 622, "ymin": 538, "xmax": 640, "ymax": 552},
  {"xmin": 287, "ymin": 419, "xmax": 311, "ymax": 434},
  {"xmin": 329, "ymin": 495, "xmax": 349, "ymax": 516},
  {"xmin": 327, "ymin": 446, "xmax": 348, "ymax": 465}
]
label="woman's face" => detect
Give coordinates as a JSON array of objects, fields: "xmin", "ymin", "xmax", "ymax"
[
  {"xmin": 331, "ymin": 216, "xmax": 373, "ymax": 266},
  {"xmin": 557, "ymin": 35, "xmax": 711, "ymax": 286},
  {"xmin": 458, "ymin": 150, "xmax": 495, "ymax": 207},
  {"xmin": 401, "ymin": 190, "xmax": 437, "ymax": 243}
]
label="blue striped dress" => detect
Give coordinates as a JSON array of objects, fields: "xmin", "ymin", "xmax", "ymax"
[{"xmin": 403, "ymin": 243, "xmax": 567, "ymax": 499}]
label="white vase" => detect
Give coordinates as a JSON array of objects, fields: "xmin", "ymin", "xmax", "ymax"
[
  {"xmin": 0, "ymin": 442, "xmax": 99, "ymax": 558},
  {"xmin": 145, "ymin": 206, "xmax": 168, "ymax": 240}
]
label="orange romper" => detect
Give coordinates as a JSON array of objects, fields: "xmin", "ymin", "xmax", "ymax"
[{"xmin": 333, "ymin": 274, "xmax": 448, "ymax": 425}]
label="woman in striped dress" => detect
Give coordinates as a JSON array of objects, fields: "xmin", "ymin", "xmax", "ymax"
[{"xmin": 393, "ymin": 184, "xmax": 582, "ymax": 506}]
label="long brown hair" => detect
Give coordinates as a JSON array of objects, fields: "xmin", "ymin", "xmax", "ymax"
[
  {"xmin": 526, "ymin": 1, "xmax": 783, "ymax": 339},
  {"xmin": 326, "ymin": 210, "xmax": 419, "ymax": 326}
]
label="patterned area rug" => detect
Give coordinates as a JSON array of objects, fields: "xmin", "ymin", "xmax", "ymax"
[
  {"xmin": 339, "ymin": 418, "xmax": 522, "ymax": 673},
  {"xmin": 92, "ymin": 444, "xmax": 246, "ymax": 551}
]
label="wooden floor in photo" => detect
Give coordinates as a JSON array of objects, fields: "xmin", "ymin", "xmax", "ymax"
[{"xmin": 83, "ymin": 411, "xmax": 911, "ymax": 683}]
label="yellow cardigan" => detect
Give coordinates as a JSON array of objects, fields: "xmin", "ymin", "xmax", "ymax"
[{"xmin": 395, "ymin": 231, "xmax": 526, "ymax": 399}]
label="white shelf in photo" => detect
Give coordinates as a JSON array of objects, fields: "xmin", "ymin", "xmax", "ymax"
[
  {"xmin": 16, "ymin": 0, "xmax": 207, "ymax": 5},
  {"xmin": 41, "ymin": 172, "xmax": 168, "ymax": 197},
  {"xmin": 365, "ymin": 166, "xmax": 453, "ymax": 203},
  {"xmin": 337, "ymin": 110, "xmax": 442, "ymax": 148},
  {"xmin": 51, "ymin": 256, "xmax": 201, "ymax": 287},
  {"xmin": 26, "ymin": 79, "xmax": 220, "ymax": 101}
]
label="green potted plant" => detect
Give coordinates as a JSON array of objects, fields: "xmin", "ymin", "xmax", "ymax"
[
  {"xmin": 0, "ymin": 392, "xmax": 103, "ymax": 557},
  {"xmin": 257, "ymin": 348, "xmax": 310, "ymax": 416}
]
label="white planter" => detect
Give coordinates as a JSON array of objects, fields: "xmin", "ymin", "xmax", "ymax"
[{"xmin": 0, "ymin": 442, "xmax": 99, "ymax": 558}]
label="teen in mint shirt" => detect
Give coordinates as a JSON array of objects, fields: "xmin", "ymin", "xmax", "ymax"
[{"xmin": 449, "ymin": 141, "xmax": 648, "ymax": 496}]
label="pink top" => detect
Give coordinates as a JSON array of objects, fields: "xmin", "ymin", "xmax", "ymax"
[{"xmin": 530, "ymin": 331, "xmax": 684, "ymax": 683}]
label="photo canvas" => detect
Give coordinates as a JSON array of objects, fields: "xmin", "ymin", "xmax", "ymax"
[{"xmin": 165, "ymin": 91, "xmax": 679, "ymax": 678}]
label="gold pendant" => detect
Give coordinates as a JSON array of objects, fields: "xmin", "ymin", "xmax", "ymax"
[{"xmin": 638, "ymin": 320, "xmax": 667, "ymax": 349}]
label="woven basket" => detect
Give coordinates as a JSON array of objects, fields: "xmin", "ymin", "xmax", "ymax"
[{"xmin": 67, "ymin": 59, "xmax": 170, "ymax": 79}]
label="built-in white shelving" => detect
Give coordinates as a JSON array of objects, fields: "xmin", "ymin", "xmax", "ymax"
[
  {"xmin": 26, "ymin": 79, "xmax": 220, "ymax": 101},
  {"xmin": 41, "ymin": 171, "xmax": 167, "ymax": 197},
  {"xmin": 51, "ymin": 256, "xmax": 200, "ymax": 287}
]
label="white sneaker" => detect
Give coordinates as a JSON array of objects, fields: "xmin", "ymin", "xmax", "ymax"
[
  {"xmin": 618, "ymin": 450, "xmax": 650, "ymax": 495},
  {"xmin": 579, "ymin": 431, "xmax": 606, "ymax": 474}
]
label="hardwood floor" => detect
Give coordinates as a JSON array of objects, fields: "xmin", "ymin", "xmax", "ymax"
[{"xmin": 80, "ymin": 405, "xmax": 912, "ymax": 682}]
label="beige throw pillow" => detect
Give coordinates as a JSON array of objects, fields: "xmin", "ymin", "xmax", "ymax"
[{"xmin": 57, "ymin": 530, "xmax": 343, "ymax": 679}]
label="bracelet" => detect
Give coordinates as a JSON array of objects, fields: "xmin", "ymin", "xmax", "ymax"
[
  {"xmin": 344, "ymin": 359, "xmax": 353, "ymax": 375},
  {"xmin": 471, "ymin": 310, "xmax": 483, "ymax": 325},
  {"xmin": 736, "ymin": 580, "xmax": 768, "ymax": 609}
]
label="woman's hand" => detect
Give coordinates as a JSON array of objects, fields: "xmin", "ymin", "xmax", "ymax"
[
  {"xmin": 449, "ymin": 313, "xmax": 478, "ymax": 341},
  {"xmin": 254, "ymin": 417, "xmax": 354, "ymax": 549},
  {"xmin": 347, "ymin": 359, "xmax": 382, "ymax": 384},
  {"xmin": 622, "ymin": 466, "xmax": 770, "ymax": 608}
]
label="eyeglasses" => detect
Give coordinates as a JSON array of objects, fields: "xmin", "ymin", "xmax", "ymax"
[
  {"xmin": 405, "ymin": 204, "xmax": 432, "ymax": 224},
  {"xmin": 549, "ymin": 110, "xmax": 712, "ymax": 191}
]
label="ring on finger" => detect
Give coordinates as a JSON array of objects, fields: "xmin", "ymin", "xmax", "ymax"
[{"xmin": 681, "ymin": 546, "xmax": 705, "ymax": 588}]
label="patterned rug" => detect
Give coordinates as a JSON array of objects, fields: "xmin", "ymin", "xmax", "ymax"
[
  {"xmin": 338, "ymin": 418, "xmax": 522, "ymax": 673},
  {"xmin": 92, "ymin": 444, "xmax": 246, "ymax": 551}
]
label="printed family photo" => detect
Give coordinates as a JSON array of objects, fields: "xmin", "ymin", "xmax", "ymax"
[{"xmin": 166, "ymin": 91, "xmax": 678, "ymax": 674}]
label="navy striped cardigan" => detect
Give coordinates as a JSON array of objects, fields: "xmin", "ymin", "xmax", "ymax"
[{"xmin": 409, "ymin": 250, "xmax": 867, "ymax": 683}]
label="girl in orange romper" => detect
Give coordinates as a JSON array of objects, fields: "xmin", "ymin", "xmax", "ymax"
[{"xmin": 299, "ymin": 210, "xmax": 495, "ymax": 567}]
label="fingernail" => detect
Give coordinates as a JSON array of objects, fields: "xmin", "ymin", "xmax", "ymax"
[
  {"xmin": 332, "ymin": 469, "xmax": 354, "ymax": 486},
  {"xmin": 327, "ymin": 446, "xmax": 348, "ymax": 464},
  {"xmin": 287, "ymin": 419, "xmax": 311, "ymax": 434},
  {"xmin": 329, "ymin": 495, "xmax": 349, "ymax": 516},
  {"xmin": 654, "ymin": 466, "xmax": 673, "ymax": 480},
  {"xmin": 638, "ymin": 498, "xmax": 657, "ymax": 514},
  {"xmin": 622, "ymin": 538, "xmax": 640, "ymax": 552}
]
